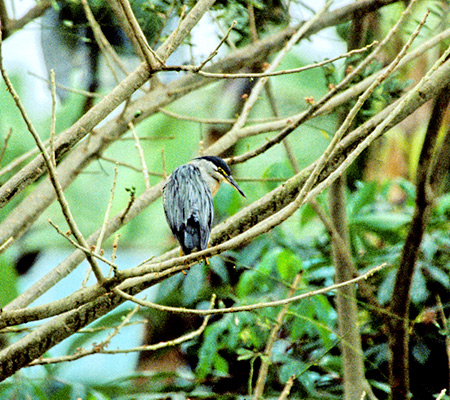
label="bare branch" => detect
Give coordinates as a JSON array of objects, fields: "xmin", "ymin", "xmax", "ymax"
[
  {"xmin": 194, "ymin": 20, "xmax": 236, "ymax": 71},
  {"xmin": 253, "ymin": 273, "xmax": 303, "ymax": 399},
  {"xmin": 0, "ymin": 127, "xmax": 12, "ymax": 166},
  {"xmin": 0, "ymin": 29, "xmax": 105, "ymax": 283},
  {"xmin": 129, "ymin": 122, "xmax": 151, "ymax": 190},
  {"xmin": 1, "ymin": 1, "xmax": 52, "ymax": 39},
  {"xmin": 81, "ymin": 0, "xmax": 128, "ymax": 82},
  {"xmin": 117, "ymin": 263, "xmax": 386, "ymax": 314}
]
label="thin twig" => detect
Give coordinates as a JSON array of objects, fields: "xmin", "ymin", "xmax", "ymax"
[
  {"xmin": 195, "ymin": 21, "xmax": 236, "ymax": 71},
  {"xmin": 436, "ymin": 389, "xmax": 447, "ymax": 400},
  {"xmin": 0, "ymin": 236, "xmax": 13, "ymax": 253},
  {"xmin": 161, "ymin": 148, "xmax": 168, "ymax": 179},
  {"xmin": 49, "ymin": 70, "xmax": 57, "ymax": 167},
  {"xmin": 117, "ymin": 263, "xmax": 386, "ymax": 315},
  {"xmin": 0, "ymin": 127, "xmax": 12, "ymax": 166},
  {"xmin": 176, "ymin": 42, "xmax": 377, "ymax": 78},
  {"xmin": 248, "ymin": 2, "xmax": 258, "ymax": 43},
  {"xmin": 100, "ymin": 156, "xmax": 163, "ymax": 176},
  {"xmin": 48, "ymin": 220, "xmax": 119, "ymax": 272},
  {"xmin": 81, "ymin": 0, "xmax": 128, "ymax": 81},
  {"xmin": 159, "ymin": 106, "xmax": 283, "ymax": 124},
  {"xmin": 129, "ymin": 122, "xmax": 151, "ymax": 190},
  {"xmin": 29, "ymin": 304, "xmax": 141, "ymax": 365},
  {"xmin": 277, "ymin": 375, "xmax": 295, "ymax": 400},
  {"xmin": 0, "ymin": 30, "xmax": 105, "ymax": 283},
  {"xmin": 28, "ymin": 71, "xmax": 103, "ymax": 98},
  {"xmin": 111, "ymin": 234, "xmax": 120, "ymax": 265},
  {"xmin": 208, "ymin": 10, "xmax": 237, "ymax": 50},
  {"xmin": 253, "ymin": 273, "xmax": 302, "ymax": 399},
  {"xmin": 119, "ymin": 135, "xmax": 176, "ymax": 141},
  {"xmin": 94, "ymin": 164, "xmax": 119, "ymax": 273}
]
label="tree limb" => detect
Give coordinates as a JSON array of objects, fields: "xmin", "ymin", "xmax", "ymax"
[
  {"xmin": 0, "ymin": 0, "xmax": 399, "ymax": 210},
  {"xmin": 389, "ymin": 86, "xmax": 450, "ymax": 400}
]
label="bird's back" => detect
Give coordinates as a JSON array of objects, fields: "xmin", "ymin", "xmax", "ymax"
[{"xmin": 163, "ymin": 164, "xmax": 214, "ymax": 255}]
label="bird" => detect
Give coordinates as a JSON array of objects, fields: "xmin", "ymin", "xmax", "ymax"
[{"xmin": 163, "ymin": 156, "xmax": 245, "ymax": 260}]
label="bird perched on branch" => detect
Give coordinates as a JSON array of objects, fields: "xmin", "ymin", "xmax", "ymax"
[{"xmin": 163, "ymin": 156, "xmax": 245, "ymax": 260}]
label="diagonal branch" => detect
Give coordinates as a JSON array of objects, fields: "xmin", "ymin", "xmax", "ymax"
[
  {"xmin": 0, "ymin": 34, "xmax": 105, "ymax": 283},
  {"xmin": 0, "ymin": 0, "xmax": 217, "ymax": 209},
  {"xmin": 0, "ymin": 0, "xmax": 399, "ymax": 210},
  {"xmin": 2, "ymin": 55, "xmax": 450, "ymax": 380},
  {"xmin": 388, "ymin": 86, "xmax": 450, "ymax": 400},
  {"xmin": 0, "ymin": 1, "xmax": 52, "ymax": 39},
  {"xmin": 6, "ymin": 52, "xmax": 450, "ymax": 314}
]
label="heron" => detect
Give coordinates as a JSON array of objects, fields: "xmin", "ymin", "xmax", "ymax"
[{"xmin": 163, "ymin": 156, "xmax": 245, "ymax": 261}]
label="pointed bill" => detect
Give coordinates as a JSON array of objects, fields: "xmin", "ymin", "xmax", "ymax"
[{"xmin": 225, "ymin": 175, "xmax": 246, "ymax": 198}]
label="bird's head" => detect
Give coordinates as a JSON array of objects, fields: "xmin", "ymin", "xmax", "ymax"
[{"xmin": 191, "ymin": 156, "xmax": 246, "ymax": 197}]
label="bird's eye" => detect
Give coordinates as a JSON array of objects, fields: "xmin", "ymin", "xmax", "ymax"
[{"xmin": 218, "ymin": 167, "xmax": 228, "ymax": 176}]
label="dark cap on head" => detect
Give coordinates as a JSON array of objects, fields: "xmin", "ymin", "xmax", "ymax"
[{"xmin": 195, "ymin": 156, "xmax": 232, "ymax": 175}]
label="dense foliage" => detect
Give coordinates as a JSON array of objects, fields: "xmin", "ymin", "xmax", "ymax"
[{"xmin": 1, "ymin": 0, "xmax": 450, "ymax": 399}]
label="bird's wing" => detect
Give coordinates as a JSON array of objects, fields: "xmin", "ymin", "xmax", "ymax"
[{"xmin": 163, "ymin": 165, "xmax": 214, "ymax": 253}]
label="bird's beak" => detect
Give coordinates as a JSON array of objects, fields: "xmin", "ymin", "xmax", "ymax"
[{"xmin": 225, "ymin": 175, "xmax": 246, "ymax": 198}]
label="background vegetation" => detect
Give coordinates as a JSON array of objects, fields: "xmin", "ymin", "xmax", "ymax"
[{"xmin": 1, "ymin": 0, "xmax": 450, "ymax": 399}]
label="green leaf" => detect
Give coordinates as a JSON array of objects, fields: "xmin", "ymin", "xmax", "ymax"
[
  {"xmin": 426, "ymin": 265, "xmax": 450, "ymax": 288},
  {"xmin": 352, "ymin": 212, "xmax": 411, "ymax": 231},
  {"xmin": 237, "ymin": 247, "xmax": 281, "ymax": 297},
  {"xmin": 352, "ymin": 212, "xmax": 411, "ymax": 243},
  {"xmin": 349, "ymin": 181, "xmax": 377, "ymax": 216},
  {"xmin": 279, "ymin": 359, "xmax": 305, "ymax": 382},
  {"xmin": 378, "ymin": 269, "xmax": 396, "ymax": 305},
  {"xmin": 276, "ymin": 248, "xmax": 303, "ymax": 281},
  {"xmin": 236, "ymin": 348, "xmax": 256, "ymax": 361},
  {"xmin": 435, "ymin": 193, "xmax": 450, "ymax": 216},
  {"xmin": 213, "ymin": 354, "xmax": 230, "ymax": 376},
  {"xmin": 182, "ymin": 263, "xmax": 205, "ymax": 305},
  {"xmin": 210, "ymin": 258, "xmax": 229, "ymax": 284},
  {"xmin": 410, "ymin": 268, "xmax": 429, "ymax": 304},
  {"xmin": 0, "ymin": 259, "xmax": 18, "ymax": 308}
]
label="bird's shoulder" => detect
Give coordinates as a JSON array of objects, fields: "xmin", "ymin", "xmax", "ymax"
[{"xmin": 164, "ymin": 163, "xmax": 207, "ymax": 193}]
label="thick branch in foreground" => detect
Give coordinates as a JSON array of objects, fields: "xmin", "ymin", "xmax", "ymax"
[
  {"xmin": 5, "ymin": 54, "xmax": 450, "ymax": 317},
  {"xmin": 0, "ymin": 264, "xmax": 383, "ymax": 380},
  {"xmin": 1, "ymin": 54, "xmax": 450, "ymax": 379},
  {"xmin": 0, "ymin": 0, "xmax": 217, "ymax": 209},
  {"xmin": 389, "ymin": 87, "xmax": 450, "ymax": 400},
  {"xmin": 0, "ymin": 0, "xmax": 399, "ymax": 211}
]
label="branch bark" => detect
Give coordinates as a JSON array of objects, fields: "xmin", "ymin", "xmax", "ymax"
[
  {"xmin": 0, "ymin": 1, "xmax": 52, "ymax": 39},
  {"xmin": 0, "ymin": 0, "xmax": 398, "ymax": 212},
  {"xmin": 329, "ymin": 7, "xmax": 380, "ymax": 399},
  {"xmin": 0, "ymin": 55, "xmax": 448, "ymax": 379},
  {"xmin": 388, "ymin": 86, "xmax": 450, "ymax": 400},
  {"xmin": 3, "ymin": 0, "xmax": 450, "ymax": 388}
]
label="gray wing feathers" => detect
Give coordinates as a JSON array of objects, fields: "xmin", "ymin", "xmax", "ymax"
[{"xmin": 163, "ymin": 164, "xmax": 214, "ymax": 254}]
